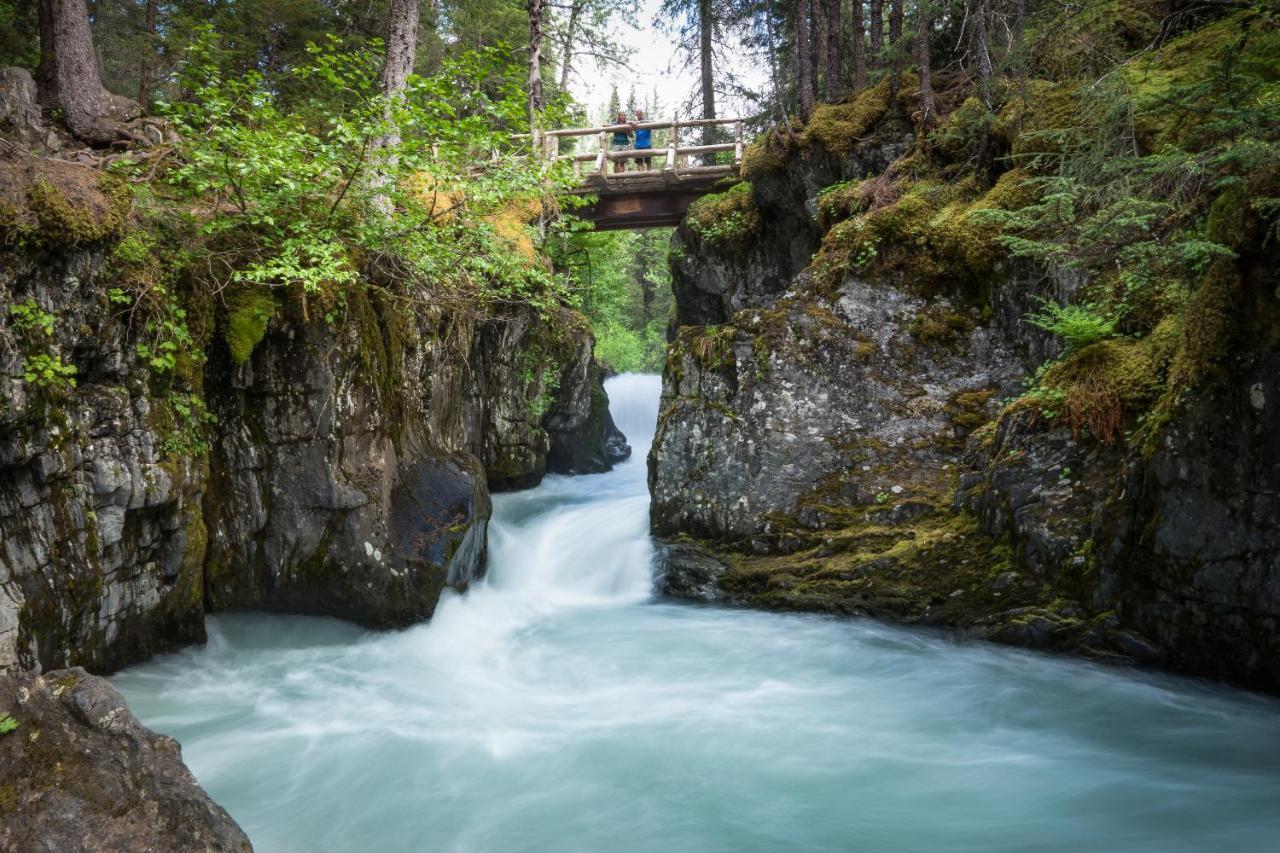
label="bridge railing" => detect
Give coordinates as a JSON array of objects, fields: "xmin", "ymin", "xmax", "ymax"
[{"xmin": 535, "ymin": 117, "xmax": 745, "ymax": 182}]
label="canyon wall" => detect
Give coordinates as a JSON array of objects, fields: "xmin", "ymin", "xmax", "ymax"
[
  {"xmin": 651, "ymin": 96, "xmax": 1280, "ymax": 692},
  {"xmin": 0, "ymin": 155, "xmax": 627, "ymax": 675}
]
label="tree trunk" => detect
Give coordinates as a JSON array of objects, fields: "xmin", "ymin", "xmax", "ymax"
[
  {"xmin": 36, "ymin": 0, "xmax": 56, "ymax": 109},
  {"xmin": 699, "ymin": 0, "xmax": 716, "ymax": 149},
  {"xmin": 797, "ymin": 0, "xmax": 815, "ymax": 119},
  {"xmin": 380, "ymin": 0, "xmax": 419, "ymax": 103},
  {"xmin": 916, "ymin": 1, "xmax": 935, "ymax": 129},
  {"xmin": 851, "ymin": 0, "xmax": 867, "ymax": 91},
  {"xmin": 1012, "ymin": 0, "xmax": 1026, "ymax": 79},
  {"xmin": 766, "ymin": 6, "xmax": 784, "ymax": 120},
  {"xmin": 558, "ymin": 0, "xmax": 582, "ymax": 92},
  {"xmin": 823, "ymin": 0, "xmax": 841, "ymax": 99},
  {"xmin": 527, "ymin": 0, "xmax": 545, "ymax": 125},
  {"xmin": 36, "ymin": 0, "xmax": 129, "ymax": 144},
  {"xmin": 373, "ymin": 0, "xmax": 419, "ymax": 212},
  {"xmin": 869, "ymin": 0, "xmax": 883, "ymax": 74},
  {"xmin": 888, "ymin": 0, "xmax": 902, "ymax": 99},
  {"xmin": 137, "ymin": 0, "xmax": 157, "ymax": 109},
  {"xmin": 972, "ymin": 0, "xmax": 993, "ymax": 105}
]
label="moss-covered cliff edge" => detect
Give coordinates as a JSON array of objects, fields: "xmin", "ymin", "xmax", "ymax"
[
  {"xmin": 0, "ymin": 154, "xmax": 628, "ymax": 674},
  {"xmin": 651, "ymin": 7, "xmax": 1280, "ymax": 692}
]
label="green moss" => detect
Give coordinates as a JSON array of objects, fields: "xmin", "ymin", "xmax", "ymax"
[
  {"xmin": 27, "ymin": 174, "xmax": 131, "ymax": 246},
  {"xmin": 223, "ymin": 289, "xmax": 277, "ymax": 366},
  {"xmin": 1169, "ymin": 258, "xmax": 1241, "ymax": 390},
  {"xmin": 1029, "ymin": 0, "xmax": 1163, "ymax": 78},
  {"xmin": 1006, "ymin": 80, "xmax": 1087, "ymax": 167},
  {"xmin": 1125, "ymin": 11, "xmax": 1280, "ymax": 149},
  {"xmin": 712, "ymin": 510, "xmax": 1032, "ymax": 626},
  {"xmin": 800, "ymin": 77, "xmax": 918, "ymax": 156},
  {"xmin": 672, "ymin": 323, "xmax": 738, "ymax": 373},
  {"xmin": 1036, "ymin": 335, "xmax": 1171, "ymax": 444},
  {"xmin": 686, "ymin": 182, "xmax": 760, "ymax": 251},
  {"xmin": 908, "ymin": 305, "xmax": 975, "ymax": 345},
  {"xmin": 740, "ymin": 124, "xmax": 795, "ymax": 179},
  {"xmin": 947, "ymin": 388, "xmax": 997, "ymax": 430}
]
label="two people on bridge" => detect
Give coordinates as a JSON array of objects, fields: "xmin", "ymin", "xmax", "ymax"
[{"xmin": 611, "ymin": 110, "xmax": 653, "ymax": 174}]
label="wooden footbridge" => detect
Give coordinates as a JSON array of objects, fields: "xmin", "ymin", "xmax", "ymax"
[{"xmin": 535, "ymin": 117, "xmax": 744, "ymax": 231}]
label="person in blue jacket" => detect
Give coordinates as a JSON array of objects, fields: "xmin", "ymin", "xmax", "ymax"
[{"xmin": 633, "ymin": 109, "xmax": 653, "ymax": 171}]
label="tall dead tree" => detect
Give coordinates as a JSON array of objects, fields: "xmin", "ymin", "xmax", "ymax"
[
  {"xmin": 823, "ymin": 0, "xmax": 842, "ymax": 99},
  {"xmin": 699, "ymin": 0, "xmax": 716, "ymax": 147},
  {"xmin": 972, "ymin": 0, "xmax": 993, "ymax": 105},
  {"xmin": 1012, "ymin": 0, "xmax": 1027, "ymax": 79},
  {"xmin": 916, "ymin": 1, "xmax": 935, "ymax": 128},
  {"xmin": 888, "ymin": 0, "xmax": 903, "ymax": 99},
  {"xmin": 558, "ymin": 0, "xmax": 583, "ymax": 90},
  {"xmin": 36, "ymin": 0, "xmax": 134, "ymax": 144},
  {"xmin": 372, "ymin": 0, "xmax": 419, "ymax": 212},
  {"xmin": 852, "ymin": 0, "xmax": 868, "ymax": 91},
  {"xmin": 380, "ymin": 0, "xmax": 419, "ymax": 110},
  {"xmin": 797, "ymin": 0, "xmax": 816, "ymax": 119},
  {"xmin": 869, "ymin": 0, "xmax": 884, "ymax": 74},
  {"xmin": 527, "ymin": 0, "xmax": 546, "ymax": 125}
]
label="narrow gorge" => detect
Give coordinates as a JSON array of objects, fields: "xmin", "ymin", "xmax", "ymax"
[{"xmin": 2, "ymin": 0, "xmax": 1280, "ymax": 849}]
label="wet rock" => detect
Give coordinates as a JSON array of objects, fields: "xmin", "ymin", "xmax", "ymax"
[
  {"xmin": 0, "ymin": 668, "xmax": 252, "ymax": 851},
  {"xmin": 545, "ymin": 353, "xmax": 630, "ymax": 475},
  {"xmin": 657, "ymin": 542, "xmax": 731, "ymax": 602}
]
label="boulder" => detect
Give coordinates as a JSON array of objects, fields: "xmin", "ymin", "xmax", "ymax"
[{"xmin": 0, "ymin": 668, "xmax": 251, "ymax": 851}]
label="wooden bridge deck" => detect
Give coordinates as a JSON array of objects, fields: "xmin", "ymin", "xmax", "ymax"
[{"xmin": 538, "ymin": 118, "xmax": 743, "ymax": 231}]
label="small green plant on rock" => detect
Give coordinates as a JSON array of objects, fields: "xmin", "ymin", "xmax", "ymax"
[
  {"xmin": 0, "ymin": 713, "xmax": 19, "ymax": 735},
  {"xmin": 162, "ymin": 393, "xmax": 218, "ymax": 456},
  {"xmin": 20, "ymin": 353, "xmax": 77, "ymax": 390},
  {"xmin": 8, "ymin": 300, "xmax": 55, "ymax": 337},
  {"xmin": 1025, "ymin": 299, "xmax": 1115, "ymax": 351}
]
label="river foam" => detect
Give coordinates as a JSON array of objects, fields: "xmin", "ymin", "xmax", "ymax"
[{"xmin": 114, "ymin": 373, "xmax": 1280, "ymax": 852}]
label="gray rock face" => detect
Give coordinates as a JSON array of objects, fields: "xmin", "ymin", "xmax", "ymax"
[
  {"xmin": 1096, "ymin": 357, "xmax": 1280, "ymax": 690},
  {"xmin": 1, "ymin": 246, "xmax": 206, "ymax": 675},
  {"xmin": 545, "ymin": 347, "xmax": 630, "ymax": 475},
  {"xmin": 0, "ymin": 667, "xmax": 252, "ymax": 851},
  {"xmin": 650, "ymin": 275, "xmax": 1023, "ymax": 546},
  {"xmin": 201, "ymin": 307, "xmax": 494, "ymax": 628},
  {"xmin": 671, "ymin": 135, "xmax": 908, "ymax": 326},
  {"xmin": 651, "ymin": 125, "xmax": 1280, "ymax": 690}
]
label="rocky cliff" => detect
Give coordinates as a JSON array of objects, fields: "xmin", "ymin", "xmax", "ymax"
[
  {"xmin": 651, "ymin": 52, "xmax": 1280, "ymax": 692},
  {"xmin": 0, "ymin": 667, "xmax": 252, "ymax": 850},
  {"xmin": 0, "ymin": 153, "xmax": 627, "ymax": 675}
]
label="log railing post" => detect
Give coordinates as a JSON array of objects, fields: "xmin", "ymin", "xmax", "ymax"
[
  {"xmin": 598, "ymin": 131, "xmax": 609, "ymax": 178},
  {"xmin": 734, "ymin": 120, "xmax": 744, "ymax": 166},
  {"xmin": 669, "ymin": 117, "xmax": 680, "ymax": 175}
]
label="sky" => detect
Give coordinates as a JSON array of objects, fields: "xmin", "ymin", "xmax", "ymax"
[{"xmin": 571, "ymin": 0, "xmax": 768, "ymax": 126}]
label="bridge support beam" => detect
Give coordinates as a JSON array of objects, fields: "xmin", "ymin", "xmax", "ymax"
[{"xmin": 576, "ymin": 189, "xmax": 713, "ymax": 231}]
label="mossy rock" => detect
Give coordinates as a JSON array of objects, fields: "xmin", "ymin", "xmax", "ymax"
[
  {"xmin": 801, "ymin": 76, "xmax": 919, "ymax": 156},
  {"xmin": 0, "ymin": 159, "xmax": 131, "ymax": 247},
  {"xmin": 685, "ymin": 182, "xmax": 760, "ymax": 252},
  {"xmin": 1034, "ymin": 332, "xmax": 1175, "ymax": 444},
  {"xmin": 810, "ymin": 171, "xmax": 1029, "ymax": 295},
  {"xmin": 1029, "ymin": 0, "xmax": 1163, "ymax": 78}
]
